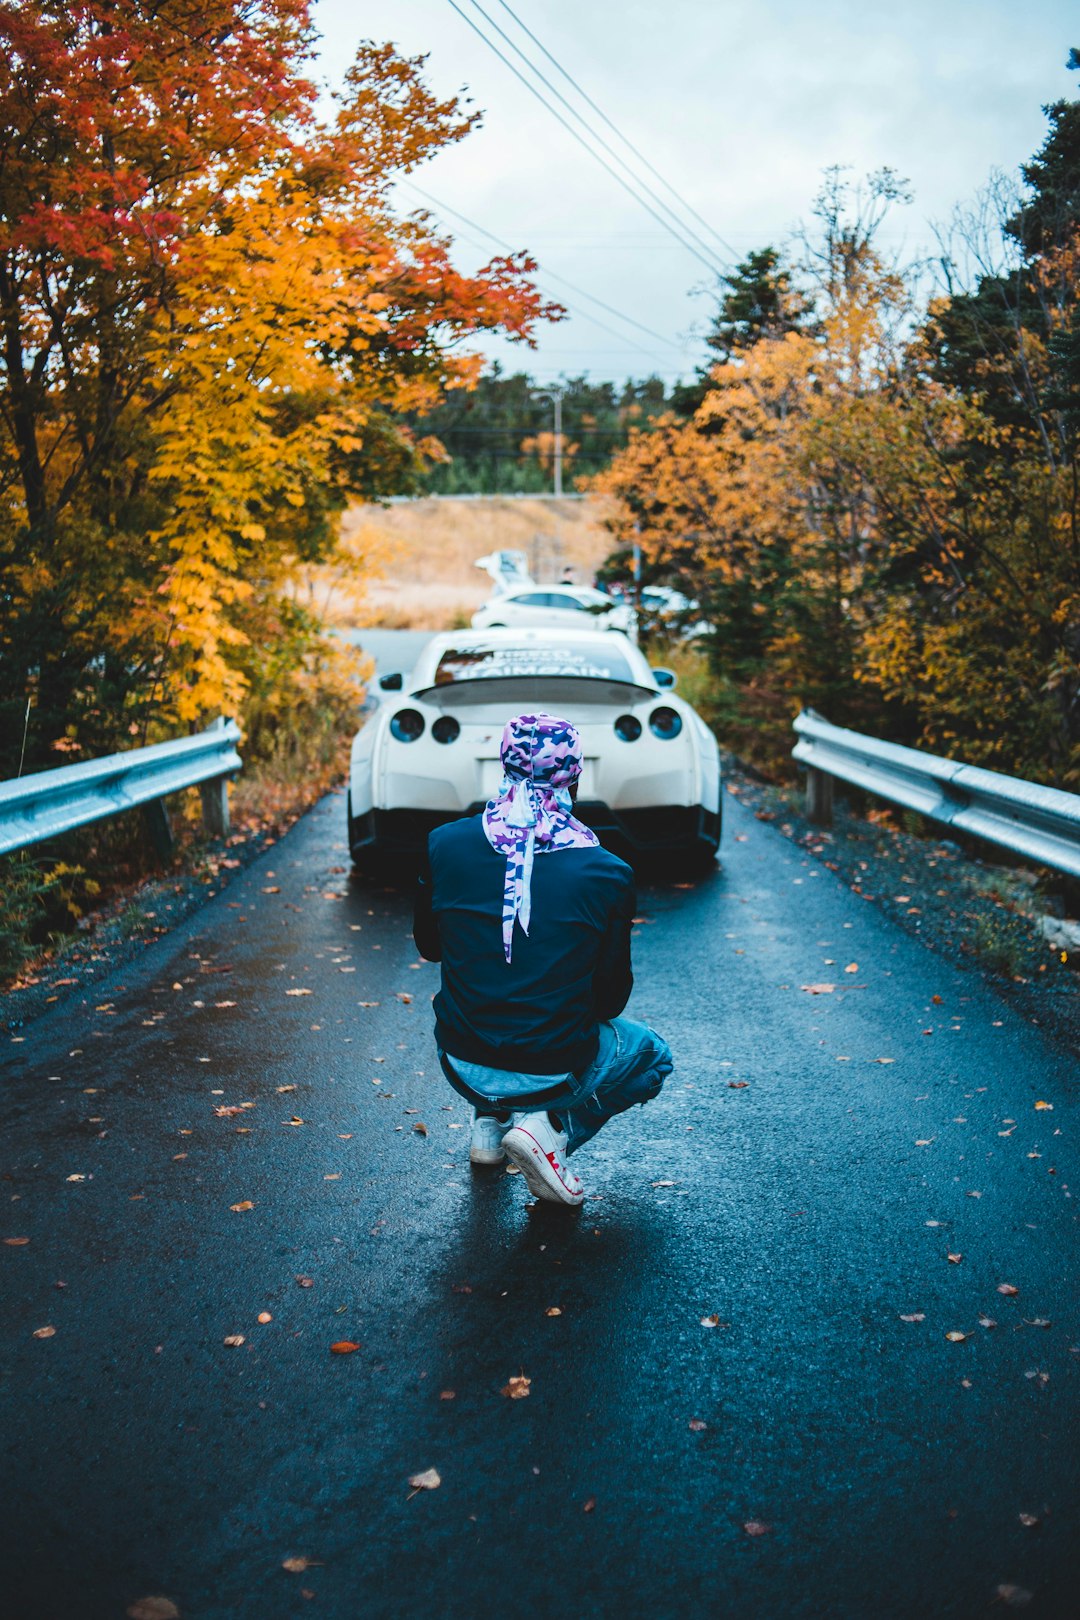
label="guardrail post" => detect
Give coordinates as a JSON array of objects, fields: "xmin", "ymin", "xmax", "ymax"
[
  {"xmin": 806, "ymin": 765, "xmax": 834, "ymax": 828},
  {"xmin": 142, "ymin": 798, "xmax": 175, "ymax": 859},
  {"xmin": 199, "ymin": 716, "xmax": 231, "ymax": 838}
]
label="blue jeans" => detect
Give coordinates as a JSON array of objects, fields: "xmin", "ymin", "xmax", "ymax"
[{"xmin": 442, "ymin": 1017, "xmax": 673, "ymax": 1156}]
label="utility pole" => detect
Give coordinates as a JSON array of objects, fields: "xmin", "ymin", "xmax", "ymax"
[{"xmin": 531, "ymin": 387, "xmax": 563, "ymax": 497}]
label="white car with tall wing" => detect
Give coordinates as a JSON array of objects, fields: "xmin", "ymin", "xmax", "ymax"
[{"xmin": 347, "ymin": 629, "xmax": 721, "ymax": 869}]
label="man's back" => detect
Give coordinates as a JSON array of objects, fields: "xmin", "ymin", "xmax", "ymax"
[{"xmin": 415, "ymin": 815, "xmax": 635, "ymax": 1075}]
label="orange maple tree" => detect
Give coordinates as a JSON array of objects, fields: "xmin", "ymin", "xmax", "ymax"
[{"xmin": 0, "ymin": 3, "xmax": 558, "ymax": 765}]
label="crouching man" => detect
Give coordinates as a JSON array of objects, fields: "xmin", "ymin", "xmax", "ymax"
[{"xmin": 413, "ymin": 711, "xmax": 672, "ymax": 1207}]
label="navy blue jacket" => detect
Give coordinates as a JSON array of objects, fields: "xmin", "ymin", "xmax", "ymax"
[{"xmin": 413, "ymin": 816, "xmax": 636, "ymax": 1075}]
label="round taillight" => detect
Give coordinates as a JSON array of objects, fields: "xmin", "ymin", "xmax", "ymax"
[
  {"xmin": 390, "ymin": 708, "xmax": 425, "ymax": 742},
  {"xmin": 614, "ymin": 714, "xmax": 642, "ymax": 742},
  {"xmin": 649, "ymin": 705, "xmax": 682, "ymax": 740},
  {"xmin": 432, "ymin": 715, "xmax": 460, "ymax": 745}
]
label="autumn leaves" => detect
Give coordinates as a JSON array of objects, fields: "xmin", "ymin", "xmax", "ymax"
[{"xmin": 1, "ymin": 6, "xmax": 556, "ymax": 774}]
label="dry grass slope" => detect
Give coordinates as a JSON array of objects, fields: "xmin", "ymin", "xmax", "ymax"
[{"xmin": 325, "ymin": 495, "xmax": 615, "ymax": 629}]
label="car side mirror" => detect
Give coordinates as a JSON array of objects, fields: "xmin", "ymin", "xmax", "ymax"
[
  {"xmin": 378, "ymin": 672, "xmax": 403, "ymax": 691},
  {"xmin": 652, "ymin": 668, "xmax": 677, "ymax": 689}
]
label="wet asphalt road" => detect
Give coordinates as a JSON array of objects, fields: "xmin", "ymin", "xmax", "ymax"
[{"xmin": 3, "ymin": 787, "xmax": 1080, "ymax": 1619}]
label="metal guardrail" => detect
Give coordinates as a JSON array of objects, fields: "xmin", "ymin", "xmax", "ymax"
[
  {"xmin": 792, "ymin": 709, "xmax": 1080, "ymax": 880},
  {"xmin": 0, "ymin": 717, "xmax": 242, "ymax": 857}
]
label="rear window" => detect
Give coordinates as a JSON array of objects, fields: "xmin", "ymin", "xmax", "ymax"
[{"xmin": 433, "ymin": 643, "xmax": 636, "ymax": 686}]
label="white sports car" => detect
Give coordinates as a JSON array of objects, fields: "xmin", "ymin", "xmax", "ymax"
[{"xmin": 347, "ymin": 629, "xmax": 721, "ymax": 869}]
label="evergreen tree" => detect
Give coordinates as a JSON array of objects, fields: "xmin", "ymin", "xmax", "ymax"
[{"xmin": 671, "ymin": 247, "xmax": 812, "ymax": 415}]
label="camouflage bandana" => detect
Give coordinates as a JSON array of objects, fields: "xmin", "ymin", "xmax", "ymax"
[{"xmin": 482, "ymin": 712, "xmax": 599, "ymax": 963}]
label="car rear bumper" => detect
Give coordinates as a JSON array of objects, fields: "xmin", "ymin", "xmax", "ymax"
[{"xmin": 350, "ymin": 800, "xmax": 720, "ymax": 859}]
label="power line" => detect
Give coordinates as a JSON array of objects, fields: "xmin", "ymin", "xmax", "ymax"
[
  {"xmin": 404, "ymin": 179, "xmax": 683, "ymax": 353},
  {"xmin": 444, "ymin": 0, "xmax": 725, "ymax": 279},
  {"xmin": 495, "ymin": 0, "xmax": 741, "ymax": 263},
  {"xmin": 403, "ymin": 179, "xmax": 689, "ymax": 366},
  {"xmin": 457, "ymin": 0, "xmax": 730, "ymax": 276}
]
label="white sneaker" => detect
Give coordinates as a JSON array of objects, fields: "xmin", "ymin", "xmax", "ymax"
[
  {"xmin": 469, "ymin": 1111, "xmax": 511, "ymax": 1166},
  {"xmin": 503, "ymin": 1112, "xmax": 584, "ymax": 1207}
]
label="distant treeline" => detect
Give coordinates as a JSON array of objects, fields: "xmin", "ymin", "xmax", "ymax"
[{"xmin": 407, "ymin": 369, "xmax": 681, "ymax": 494}]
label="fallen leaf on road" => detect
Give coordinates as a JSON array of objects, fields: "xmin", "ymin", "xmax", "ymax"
[
  {"xmin": 915, "ymin": 1139, "xmax": 935, "ymax": 1147},
  {"xmin": 899, "ymin": 1313, "xmax": 925, "ymax": 1322},
  {"xmin": 701, "ymin": 1314, "xmax": 727, "ymax": 1328},
  {"xmin": 440, "ymin": 1390, "xmax": 456, "ymax": 1400},
  {"xmin": 1034, "ymin": 1100, "xmax": 1052, "ymax": 1110},
  {"xmin": 283, "ymin": 1116, "xmax": 304, "ymax": 1127},
  {"xmin": 126, "ymin": 1600, "xmax": 180, "ymax": 1620},
  {"xmin": 223, "ymin": 1335, "xmax": 245, "ymax": 1347},
  {"xmin": 396, "ymin": 992, "xmax": 413, "ymax": 1004},
  {"xmin": 330, "ymin": 1341, "xmax": 361, "ymax": 1354},
  {"xmin": 652, "ymin": 1180, "xmax": 675, "ymax": 1187},
  {"xmin": 545, "ymin": 1307, "xmax": 562, "ymax": 1317},
  {"xmin": 1024, "ymin": 1318, "xmax": 1051, "ymax": 1328},
  {"xmin": 408, "ymin": 1468, "xmax": 441, "ymax": 1491},
  {"xmin": 844, "ymin": 962, "xmax": 859, "ymax": 973},
  {"xmin": 945, "ymin": 1330, "xmax": 969, "ymax": 1342},
  {"xmin": 65, "ymin": 1174, "xmax": 87, "ymax": 1182},
  {"xmin": 261, "ymin": 886, "xmax": 281, "ymax": 894},
  {"xmin": 947, "ymin": 1253, "xmax": 963, "ymax": 1264},
  {"xmin": 285, "ymin": 989, "xmax": 313, "ymax": 997},
  {"xmin": 4, "ymin": 1237, "xmax": 29, "ymax": 1246},
  {"xmin": 276, "ymin": 1084, "xmax": 297, "ymax": 1094},
  {"xmin": 257, "ymin": 1312, "xmax": 272, "ymax": 1324},
  {"xmin": 978, "ymin": 1316, "xmax": 997, "ymax": 1329},
  {"xmin": 800, "ymin": 983, "xmax": 835, "ymax": 995},
  {"xmin": 296, "ymin": 1275, "xmax": 314, "ymax": 1288},
  {"xmin": 412, "ymin": 1121, "xmax": 428, "ymax": 1137},
  {"xmin": 872, "ymin": 1057, "xmax": 896, "ymax": 1064},
  {"xmin": 931, "ymin": 994, "xmax": 943, "ymax": 1004},
  {"xmin": 230, "ymin": 1201, "xmax": 254, "ymax": 1212},
  {"xmin": 994, "ymin": 1586, "xmax": 1033, "ymax": 1608},
  {"xmin": 688, "ymin": 1418, "xmax": 707, "ymax": 1432},
  {"xmin": 324, "ymin": 1174, "xmax": 340, "ymax": 1181},
  {"xmin": 583, "ymin": 1497, "xmax": 596, "ymax": 1513},
  {"xmin": 997, "ymin": 1284, "xmax": 1020, "ymax": 1296},
  {"xmin": 32, "ymin": 1325, "xmax": 56, "ymax": 1339},
  {"xmin": 501, "ymin": 1375, "xmax": 531, "ymax": 1399},
  {"xmin": 214, "ymin": 1105, "xmax": 245, "ymax": 1117},
  {"xmin": 743, "ymin": 1521, "xmax": 772, "ymax": 1536},
  {"xmin": 1018, "ymin": 1514, "xmax": 1039, "ymax": 1528},
  {"xmin": 728, "ymin": 1081, "xmax": 749, "ymax": 1089},
  {"xmin": 281, "ymin": 1557, "xmax": 323, "ymax": 1572}
]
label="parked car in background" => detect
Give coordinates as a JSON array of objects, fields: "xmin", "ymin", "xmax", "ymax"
[
  {"xmin": 347, "ymin": 628, "xmax": 721, "ymax": 871},
  {"xmin": 471, "ymin": 583, "xmax": 635, "ymax": 636},
  {"xmin": 638, "ymin": 585, "xmax": 711, "ymax": 639}
]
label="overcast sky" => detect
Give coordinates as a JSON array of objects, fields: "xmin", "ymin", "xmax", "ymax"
[{"xmin": 312, "ymin": 0, "xmax": 1078, "ymax": 388}]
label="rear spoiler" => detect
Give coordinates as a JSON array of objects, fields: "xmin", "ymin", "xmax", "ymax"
[{"xmin": 411, "ymin": 674, "xmax": 661, "ymax": 710}]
